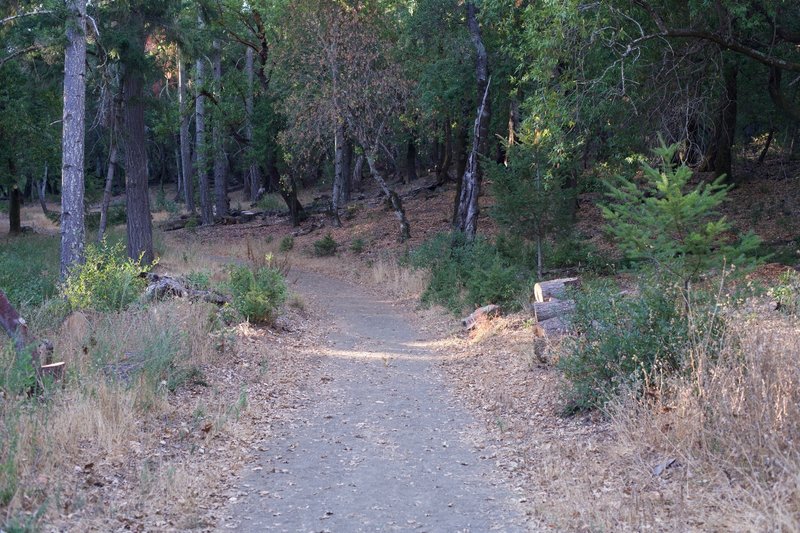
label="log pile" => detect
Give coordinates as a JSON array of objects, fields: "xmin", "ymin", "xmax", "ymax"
[{"xmin": 527, "ymin": 277, "xmax": 580, "ymax": 340}]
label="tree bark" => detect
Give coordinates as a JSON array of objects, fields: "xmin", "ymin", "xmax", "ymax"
[
  {"xmin": 178, "ymin": 50, "xmax": 195, "ymax": 214},
  {"xmin": 98, "ymin": 95, "xmax": 121, "ymax": 242},
  {"xmin": 196, "ymin": 24, "xmax": 212, "ymax": 225},
  {"xmin": 244, "ymin": 46, "xmax": 261, "ymax": 203},
  {"xmin": 405, "ymin": 138, "xmax": 418, "ymax": 184},
  {"xmin": 352, "ymin": 154, "xmax": 365, "ymax": 192},
  {"xmin": 122, "ymin": 62, "xmax": 154, "ymax": 264},
  {"xmin": 9, "ymin": 184, "xmax": 21, "ymax": 234},
  {"xmin": 37, "ymin": 163, "xmax": 49, "ymax": 216},
  {"xmin": 59, "ymin": 0, "xmax": 87, "ymax": 278},
  {"xmin": 533, "ymin": 316, "xmax": 570, "ymax": 339},
  {"xmin": 529, "ymin": 299, "xmax": 575, "ymax": 322},
  {"xmin": 212, "ymin": 39, "xmax": 228, "ymax": 218},
  {"xmin": 366, "ymin": 154, "xmax": 410, "ymax": 242},
  {"xmin": 268, "ymin": 160, "xmax": 305, "ymax": 226},
  {"xmin": 467, "ymin": 1, "xmax": 491, "ymax": 156},
  {"xmin": 331, "ymin": 121, "xmax": 346, "ymax": 226},
  {"xmin": 712, "ymin": 62, "xmax": 738, "ymax": 183},
  {"xmin": 454, "ymin": 79, "xmax": 491, "ymax": 240}
]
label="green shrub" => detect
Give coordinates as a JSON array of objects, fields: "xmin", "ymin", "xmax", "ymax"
[
  {"xmin": 0, "ymin": 235, "xmax": 59, "ymax": 307},
  {"xmin": 603, "ymin": 138, "xmax": 761, "ymax": 288},
  {"xmin": 771, "ymin": 270, "xmax": 800, "ymax": 315},
  {"xmin": 556, "ymin": 281, "xmax": 721, "ymax": 412},
  {"xmin": 85, "ymin": 206, "xmax": 127, "ymax": 230},
  {"xmin": 409, "ymin": 233, "xmax": 528, "ymax": 314},
  {"xmin": 350, "ymin": 238, "xmax": 366, "ymax": 254},
  {"xmin": 257, "ymin": 194, "xmax": 285, "ymax": 212},
  {"xmin": 279, "ymin": 235, "xmax": 294, "ymax": 252},
  {"xmin": 184, "ymin": 270, "xmax": 212, "ymax": 291},
  {"xmin": 228, "ymin": 264, "xmax": 287, "ymax": 324},
  {"xmin": 62, "ymin": 240, "xmax": 150, "ymax": 312},
  {"xmin": 313, "ymin": 234, "xmax": 338, "ymax": 257}
]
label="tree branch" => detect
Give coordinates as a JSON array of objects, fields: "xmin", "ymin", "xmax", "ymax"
[
  {"xmin": 0, "ymin": 45, "xmax": 43, "ymax": 68},
  {"xmin": 1, "ymin": 9, "xmax": 53, "ymax": 26}
]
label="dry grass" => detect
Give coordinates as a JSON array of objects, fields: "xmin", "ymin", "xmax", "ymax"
[
  {"xmin": 0, "ymin": 202, "xmax": 59, "ymax": 235},
  {"xmin": 369, "ymin": 255, "xmax": 430, "ymax": 301},
  {"xmin": 613, "ymin": 314, "xmax": 800, "ymax": 531}
]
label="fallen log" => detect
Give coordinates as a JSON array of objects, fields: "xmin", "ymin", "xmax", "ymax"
[
  {"xmin": 529, "ymin": 299, "xmax": 575, "ymax": 322},
  {"xmin": 533, "ymin": 277, "xmax": 581, "ymax": 303},
  {"xmin": 461, "ymin": 304, "xmax": 501, "ymax": 330},
  {"xmin": 144, "ymin": 274, "xmax": 229, "ymax": 305},
  {"xmin": 533, "ymin": 316, "xmax": 571, "ymax": 338}
]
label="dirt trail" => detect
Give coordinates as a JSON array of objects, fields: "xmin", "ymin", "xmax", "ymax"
[{"xmin": 220, "ymin": 270, "xmax": 529, "ymax": 532}]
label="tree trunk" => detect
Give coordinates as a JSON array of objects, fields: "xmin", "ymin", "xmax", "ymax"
[
  {"xmin": 405, "ymin": 138, "xmax": 418, "ymax": 184},
  {"xmin": 533, "ymin": 277, "xmax": 581, "ymax": 303},
  {"xmin": 437, "ymin": 119, "xmax": 452, "ymax": 183},
  {"xmin": 331, "ymin": 121, "xmax": 345, "ymax": 226},
  {"xmin": 352, "ymin": 154, "xmax": 364, "ymax": 192},
  {"xmin": 9, "ymin": 184, "xmax": 21, "ymax": 235},
  {"xmin": 212, "ymin": 40, "xmax": 228, "ymax": 218},
  {"xmin": 454, "ymin": 2, "xmax": 490, "ymax": 241},
  {"xmin": 506, "ymin": 97, "xmax": 519, "ymax": 164},
  {"xmin": 245, "ymin": 46, "xmax": 261, "ymax": 203},
  {"xmin": 758, "ymin": 127, "xmax": 775, "ymax": 164},
  {"xmin": 342, "ymin": 137, "xmax": 353, "ymax": 200},
  {"xmin": 38, "ymin": 163, "xmax": 49, "ymax": 216},
  {"xmin": 59, "ymin": 0, "xmax": 87, "ymax": 278},
  {"xmin": 196, "ymin": 25, "xmax": 213, "ymax": 225},
  {"xmin": 178, "ymin": 50, "xmax": 195, "ymax": 214},
  {"xmin": 268, "ymin": 160, "xmax": 305, "ymax": 226},
  {"xmin": 98, "ymin": 95, "xmax": 121, "ymax": 242},
  {"xmin": 712, "ymin": 62, "xmax": 738, "ymax": 183},
  {"xmin": 533, "ymin": 316, "xmax": 570, "ymax": 339},
  {"xmin": 454, "ymin": 80, "xmax": 491, "ymax": 240},
  {"xmin": 366, "ymin": 154, "xmax": 410, "ymax": 242},
  {"xmin": 122, "ymin": 63, "xmax": 154, "ymax": 265}
]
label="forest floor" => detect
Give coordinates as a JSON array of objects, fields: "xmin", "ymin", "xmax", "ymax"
[{"xmin": 2, "ymin": 157, "xmax": 800, "ymax": 531}]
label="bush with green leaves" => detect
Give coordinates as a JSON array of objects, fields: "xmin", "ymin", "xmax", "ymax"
[
  {"xmin": 602, "ymin": 139, "xmax": 761, "ymax": 288},
  {"xmin": 62, "ymin": 240, "xmax": 150, "ymax": 312},
  {"xmin": 279, "ymin": 235, "xmax": 294, "ymax": 252},
  {"xmin": 558, "ymin": 281, "xmax": 692, "ymax": 412},
  {"xmin": 409, "ymin": 233, "xmax": 526, "ymax": 314},
  {"xmin": 771, "ymin": 270, "xmax": 800, "ymax": 315},
  {"xmin": 228, "ymin": 264, "xmax": 287, "ymax": 324},
  {"xmin": 350, "ymin": 238, "xmax": 366, "ymax": 254},
  {"xmin": 313, "ymin": 234, "xmax": 338, "ymax": 257}
]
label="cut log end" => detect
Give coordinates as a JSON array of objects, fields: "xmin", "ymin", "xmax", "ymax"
[
  {"xmin": 461, "ymin": 304, "xmax": 501, "ymax": 330},
  {"xmin": 533, "ymin": 277, "xmax": 581, "ymax": 303}
]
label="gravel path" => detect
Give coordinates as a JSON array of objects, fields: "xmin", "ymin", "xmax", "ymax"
[{"xmin": 222, "ymin": 270, "xmax": 528, "ymax": 532}]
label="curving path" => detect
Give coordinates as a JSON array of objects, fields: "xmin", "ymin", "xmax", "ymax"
[{"xmin": 221, "ymin": 270, "xmax": 528, "ymax": 532}]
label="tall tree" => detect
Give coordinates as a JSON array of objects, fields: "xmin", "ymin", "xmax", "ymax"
[
  {"xmin": 178, "ymin": 49, "xmax": 195, "ymax": 214},
  {"xmin": 60, "ymin": 0, "xmax": 88, "ymax": 277},
  {"xmin": 195, "ymin": 15, "xmax": 213, "ymax": 225},
  {"xmin": 212, "ymin": 38, "xmax": 228, "ymax": 217}
]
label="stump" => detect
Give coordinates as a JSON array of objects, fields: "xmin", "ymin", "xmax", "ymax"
[
  {"xmin": 461, "ymin": 304, "xmax": 501, "ymax": 330},
  {"xmin": 533, "ymin": 316, "xmax": 570, "ymax": 338},
  {"xmin": 529, "ymin": 299, "xmax": 575, "ymax": 322}
]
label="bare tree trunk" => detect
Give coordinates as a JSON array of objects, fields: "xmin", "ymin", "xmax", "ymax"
[
  {"xmin": 712, "ymin": 62, "xmax": 738, "ymax": 183},
  {"xmin": 38, "ymin": 163, "xmax": 49, "ymax": 216},
  {"xmin": 455, "ymin": 80, "xmax": 491, "ymax": 240},
  {"xmin": 366, "ymin": 153, "xmax": 410, "ymax": 242},
  {"xmin": 352, "ymin": 154, "xmax": 364, "ymax": 192},
  {"xmin": 330, "ymin": 121, "xmax": 345, "ymax": 226},
  {"xmin": 342, "ymin": 138, "xmax": 353, "ymax": 200},
  {"xmin": 405, "ymin": 138, "xmax": 418, "ymax": 184},
  {"xmin": 244, "ymin": 47, "xmax": 262, "ymax": 203},
  {"xmin": 98, "ymin": 95, "xmax": 121, "ymax": 242},
  {"xmin": 467, "ymin": 2, "xmax": 491, "ymax": 156},
  {"xmin": 196, "ymin": 38, "xmax": 212, "ymax": 225},
  {"xmin": 178, "ymin": 50, "xmax": 195, "ymax": 214},
  {"xmin": 9, "ymin": 184, "xmax": 21, "ymax": 235},
  {"xmin": 60, "ymin": 0, "xmax": 87, "ymax": 278},
  {"xmin": 122, "ymin": 60, "xmax": 154, "ymax": 264},
  {"xmin": 212, "ymin": 39, "xmax": 228, "ymax": 218},
  {"xmin": 436, "ymin": 119, "xmax": 452, "ymax": 183}
]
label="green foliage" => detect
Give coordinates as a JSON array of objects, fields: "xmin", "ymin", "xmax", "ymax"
[
  {"xmin": 85, "ymin": 206, "xmax": 127, "ymax": 230},
  {"xmin": 279, "ymin": 235, "xmax": 294, "ymax": 252},
  {"xmin": 62, "ymin": 240, "xmax": 150, "ymax": 312},
  {"xmin": 0, "ymin": 235, "xmax": 59, "ymax": 307},
  {"xmin": 184, "ymin": 271, "xmax": 212, "ymax": 291},
  {"xmin": 313, "ymin": 234, "xmax": 338, "ymax": 257},
  {"xmin": 489, "ymin": 143, "xmax": 576, "ymax": 274},
  {"xmin": 770, "ymin": 270, "xmax": 800, "ymax": 316},
  {"xmin": 558, "ymin": 282, "xmax": 692, "ymax": 412},
  {"xmin": 257, "ymin": 194, "xmax": 285, "ymax": 213},
  {"xmin": 228, "ymin": 264, "xmax": 288, "ymax": 324},
  {"xmin": 602, "ymin": 140, "xmax": 761, "ymax": 286},
  {"xmin": 409, "ymin": 233, "xmax": 526, "ymax": 314},
  {"xmin": 350, "ymin": 238, "xmax": 366, "ymax": 254}
]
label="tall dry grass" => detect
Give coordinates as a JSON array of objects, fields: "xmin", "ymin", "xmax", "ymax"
[
  {"xmin": 370, "ymin": 255, "xmax": 430, "ymax": 300},
  {"xmin": 0, "ymin": 300, "xmax": 219, "ymax": 525},
  {"xmin": 613, "ymin": 313, "xmax": 800, "ymax": 530}
]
